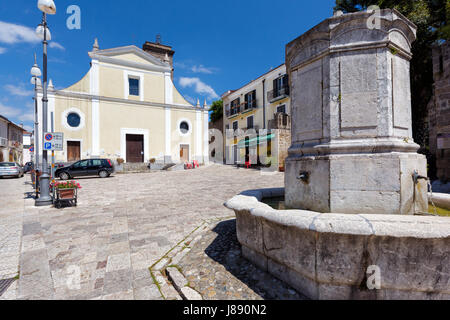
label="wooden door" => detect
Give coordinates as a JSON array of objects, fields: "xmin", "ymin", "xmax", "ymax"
[
  {"xmin": 126, "ymin": 134, "xmax": 144, "ymax": 163},
  {"xmin": 180, "ymin": 144, "xmax": 189, "ymax": 162},
  {"xmin": 67, "ymin": 141, "xmax": 81, "ymax": 162}
]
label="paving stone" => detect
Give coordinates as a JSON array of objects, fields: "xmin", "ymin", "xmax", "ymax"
[
  {"xmin": 0, "ymin": 165, "xmax": 284, "ymax": 299},
  {"xmin": 166, "ymin": 267, "xmax": 188, "ymax": 290},
  {"xmin": 134, "ymin": 285, "xmax": 163, "ymax": 300},
  {"xmin": 103, "ymin": 269, "xmax": 132, "ymax": 295},
  {"xmin": 178, "ymin": 219, "xmax": 309, "ymax": 300},
  {"xmin": 181, "ymin": 287, "xmax": 203, "ymax": 300},
  {"xmin": 106, "ymin": 252, "xmax": 131, "ymax": 272}
]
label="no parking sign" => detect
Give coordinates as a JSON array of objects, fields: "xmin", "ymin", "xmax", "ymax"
[{"xmin": 43, "ymin": 132, "xmax": 64, "ymax": 151}]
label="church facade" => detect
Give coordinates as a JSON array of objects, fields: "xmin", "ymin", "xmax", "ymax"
[{"xmin": 36, "ymin": 40, "xmax": 209, "ymax": 165}]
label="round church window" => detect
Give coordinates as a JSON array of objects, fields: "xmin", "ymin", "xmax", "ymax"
[
  {"xmin": 67, "ymin": 113, "xmax": 81, "ymax": 128},
  {"xmin": 180, "ymin": 121, "xmax": 190, "ymax": 134}
]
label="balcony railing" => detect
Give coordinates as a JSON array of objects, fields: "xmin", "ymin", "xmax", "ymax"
[
  {"xmin": 226, "ymin": 101, "xmax": 257, "ymax": 118},
  {"xmin": 268, "ymin": 86, "xmax": 290, "ymax": 103},
  {"xmin": 242, "ymin": 100, "xmax": 257, "ymax": 112}
]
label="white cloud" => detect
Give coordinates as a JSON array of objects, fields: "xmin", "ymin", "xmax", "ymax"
[
  {"xmin": 0, "ymin": 47, "xmax": 6, "ymax": 54},
  {"xmin": 179, "ymin": 77, "xmax": 219, "ymax": 100},
  {"xmin": 175, "ymin": 62, "xmax": 218, "ymax": 74},
  {"xmin": 0, "ymin": 102, "xmax": 20, "ymax": 118},
  {"xmin": 49, "ymin": 42, "xmax": 65, "ymax": 50},
  {"xmin": 183, "ymin": 95, "xmax": 197, "ymax": 105},
  {"xmin": 4, "ymin": 84, "xmax": 33, "ymax": 97},
  {"xmin": 0, "ymin": 21, "xmax": 40, "ymax": 44},
  {"xmin": 18, "ymin": 113, "xmax": 35, "ymax": 122},
  {"xmin": 191, "ymin": 65, "xmax": 215, "ymax": 74}
]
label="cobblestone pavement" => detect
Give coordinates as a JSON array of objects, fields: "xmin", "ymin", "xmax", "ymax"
[
  {"xmin": 0, "ymin": 164, "xmax": 285, "ymax": 300},
  {"xmin": 178, "ymin": 219, "xmax": 308, "ymax": 300}
]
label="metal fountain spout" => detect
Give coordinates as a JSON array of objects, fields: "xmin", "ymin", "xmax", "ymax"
[{"xmin": 413, "ymin": 170, "xmax": 428, "ymax": 185}]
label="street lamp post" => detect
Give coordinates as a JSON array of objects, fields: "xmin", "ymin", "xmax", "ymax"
[
  {"xmin": 35, "ymin": 0, "xmax": 56, "ymax": 207},
  {"xmin": 31, "ymin": 54, "xmax": 41, "ymax": 197}
]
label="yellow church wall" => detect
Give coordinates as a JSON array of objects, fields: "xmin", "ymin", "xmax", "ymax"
[
  {"xmin": 53, "ymin": 96, "xmax": 93, "ymax": 162},
  {"xmin": 64, "ymin": 69, "xmax": 90, "ymax": 94},
  {"xmin": 98, "ymin": 102, "xmax": 166, "ymax": 160},
  {"xmin": 170, "ymin": 109, "xmax": 198, "ymax": 161}
]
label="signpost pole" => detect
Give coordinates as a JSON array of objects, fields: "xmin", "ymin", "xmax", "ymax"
[{"xmin": 51, "ymin": 112, "xmax": 55, "ymax": 185}]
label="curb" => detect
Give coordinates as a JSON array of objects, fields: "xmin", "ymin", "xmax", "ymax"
[{"xmin": 149, "ymin": 221, "xmax": 209, "ymax": 300}]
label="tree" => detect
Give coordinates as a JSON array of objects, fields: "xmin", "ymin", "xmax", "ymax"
[
  {"xmin": 209, "ymin": 100, "xmax": 223, "ymax": 123},
  {"xmin": 334, "ymin": 0, "xmax": 449, "ymax": 150}
]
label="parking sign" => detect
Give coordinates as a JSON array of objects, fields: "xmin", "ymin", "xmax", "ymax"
[{"xmin": 43, "ymin": 132, "xmax": 64, "ymax": 151}]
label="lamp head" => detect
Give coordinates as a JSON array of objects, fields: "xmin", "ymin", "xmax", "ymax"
[
  {"xmin": 37, "ymin": 0, "xmax": 56, "ymax": 15},
  {"xmin": 30, "ymin": 77, "xmax": 42, "ymax": 86},
  {"xmin": 35, "ymin": 24, "xmax": 51, "ymax": 41},
  {"xmin": 30, "ymin": 54, "xmax": 42, "ymax": 77}
]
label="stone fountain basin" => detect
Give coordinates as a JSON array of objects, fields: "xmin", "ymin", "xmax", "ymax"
[{"xmin": 225, "ymin": 188, "xmax": 450, "ymax": 300}]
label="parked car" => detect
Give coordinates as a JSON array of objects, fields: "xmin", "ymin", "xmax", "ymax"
[
  {"xmin": 0, "ymin": 162, "xmax": 25, "ymax": 178},
  {"xmin": 55, "ymin": 159, "xmax": 114, "ymax": 180},
  {"xmin": 24, "ymin": 162, "xmax": 34, "ymax": 173}
]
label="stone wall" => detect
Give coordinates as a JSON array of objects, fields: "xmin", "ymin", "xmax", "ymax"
[
  {"xmin": 226, "ymin": 189, "xmax": 450, "ymax": 300},
  {"xmin": 429, "ymin": 41, "xmax": 450, "ymax": 182},
  {"xmin": 269, "ymin": 113, "xmax": 291, "ymax": 170}
]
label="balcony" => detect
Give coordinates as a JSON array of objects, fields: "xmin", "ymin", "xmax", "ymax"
[
  {"xmin": 268, "ymin": 86, "xmax": 290, "ymax": 103},
  {"xmin": 226, "ymin": 101, "xmax": 257, "ymax": 118},
  {"xmin": 242, "ymin": 100, "xmax": 257, "ymax": 113}
]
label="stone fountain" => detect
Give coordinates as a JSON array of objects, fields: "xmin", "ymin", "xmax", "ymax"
[
  {"xmin": 285, "ymin": 8, "xmax": 427, "ymax": 215},
  {"xmin": 226, "ymin": 9, "xmax": 450, "ymax": 300}
]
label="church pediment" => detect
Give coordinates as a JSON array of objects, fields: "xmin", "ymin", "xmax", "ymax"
[{"xmin": 89, "ymin": 45, "xmax": 172, "ymax": 73}]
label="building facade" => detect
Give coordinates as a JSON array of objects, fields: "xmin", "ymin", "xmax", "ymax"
[
  {"xmin": 428, "ymin": 41, "xmax": 450, "ymax": 183},
  {"xmin": 222, "ymin": 64, "xmax": 291, "ymax": 169},
  {"xmin": 22, "ymin": 132, "xmax": 33, "ymax": 164},
  {"xmin": 35, "ymin": 40, "xmax": 209, "ymax": 165},
  {"xmin": 0, "ymin": 115, "xmax": 25, "ymax": 164}
]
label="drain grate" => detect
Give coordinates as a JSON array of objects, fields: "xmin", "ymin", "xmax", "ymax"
[{"xmin": 0, "ymin": 278, "xmax": 16, "ymax": 296}]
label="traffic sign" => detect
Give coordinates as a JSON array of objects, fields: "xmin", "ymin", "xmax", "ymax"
[
  {"xmin": 45, "ymin": 133, "xmax": 53, "ymax": 141},
  {"xmin": 29, "ymin": 146, "xmax": 34, "ymax": 152},
  {"xmin": 43, "ymin": 132, "xmax": 64, "ymax": 151},
  {"xmin": 44, "ymin": 142, "xmax": 52, "ymax": 150}
]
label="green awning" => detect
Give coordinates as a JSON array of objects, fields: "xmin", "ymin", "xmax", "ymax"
[{"xmin": 237, "ymin": 133, "xmax": 275, "ymax": 148}]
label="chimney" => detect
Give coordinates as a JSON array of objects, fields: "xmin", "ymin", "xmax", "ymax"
[{"xmin": 143, "ymin": 35, "xmax": 175, "ymax": 78}]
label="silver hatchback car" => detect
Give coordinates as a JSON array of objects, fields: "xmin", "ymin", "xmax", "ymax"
[{"xmin": 0, "ymin": 162, "xmax": 24, "ymax": 178}]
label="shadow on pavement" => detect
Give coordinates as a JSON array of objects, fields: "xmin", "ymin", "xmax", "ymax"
[{"xmin": 203, "ymin": 219, "xmax": 308, "ymax": 300}]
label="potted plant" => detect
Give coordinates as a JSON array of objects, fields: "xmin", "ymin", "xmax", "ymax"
[{"xmin": 52, "ymin": 181, "xmax": 81, "ymax": 208}]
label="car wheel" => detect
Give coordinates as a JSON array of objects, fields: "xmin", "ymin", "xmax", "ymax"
[
  {"xmin": 59, "ymin": 172, "xmax": 70, "ymax": 180},
  {"xmin": 99, "ymin": 170, "xmax": 109, "ymax": 178}
]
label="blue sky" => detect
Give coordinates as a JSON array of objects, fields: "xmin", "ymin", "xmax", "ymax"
[{"xmin": 0, "ymin": 0, "xmax": 335, "ymax": 131}]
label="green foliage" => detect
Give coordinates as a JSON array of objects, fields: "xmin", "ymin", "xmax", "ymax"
[
  {"xmin": 209, "ymin": 100, "xmax": 223, "ymax": 123},
  {"xmin": 334, "ymin": 0, "xmax": 449, "ymax": 148}
]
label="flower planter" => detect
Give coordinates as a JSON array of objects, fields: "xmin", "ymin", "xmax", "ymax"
[{"xmin": 57, "ymin": 188, "xmax": 76, "ymax": 200}]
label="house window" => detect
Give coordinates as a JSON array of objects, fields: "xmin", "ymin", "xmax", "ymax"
[
  {"xmin": 233, "ymin": 121, "xmax": 238, "ymax": 131},
  {"xmin": 247, "ymin": 116, "xmax": 254, "ymax": 129},
  {"xmin": 230, "ymin": 98, "xmax": 240, "ymax": 116},
  {"xmin": 129, "ymin": 77, "xmax": 140, "ymax": 96},
  {"xmin": 244, "ymin": 90, "xmax": 256, "ymax": 110},
  {"xmin": 273, "ymin": 74, "xmax": 289, "ymax": 97},
  {"xmin": 67, "ymin": 112, "xmax": 81, "ymax": 128},
  {"xmin": 277, "ymin": 105, "xmax": 286, "ymax": 114}
]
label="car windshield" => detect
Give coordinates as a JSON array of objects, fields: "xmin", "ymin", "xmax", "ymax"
[{"xmin": 0, "ymin": 163, "xmax": 16, "ymax": 167}]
